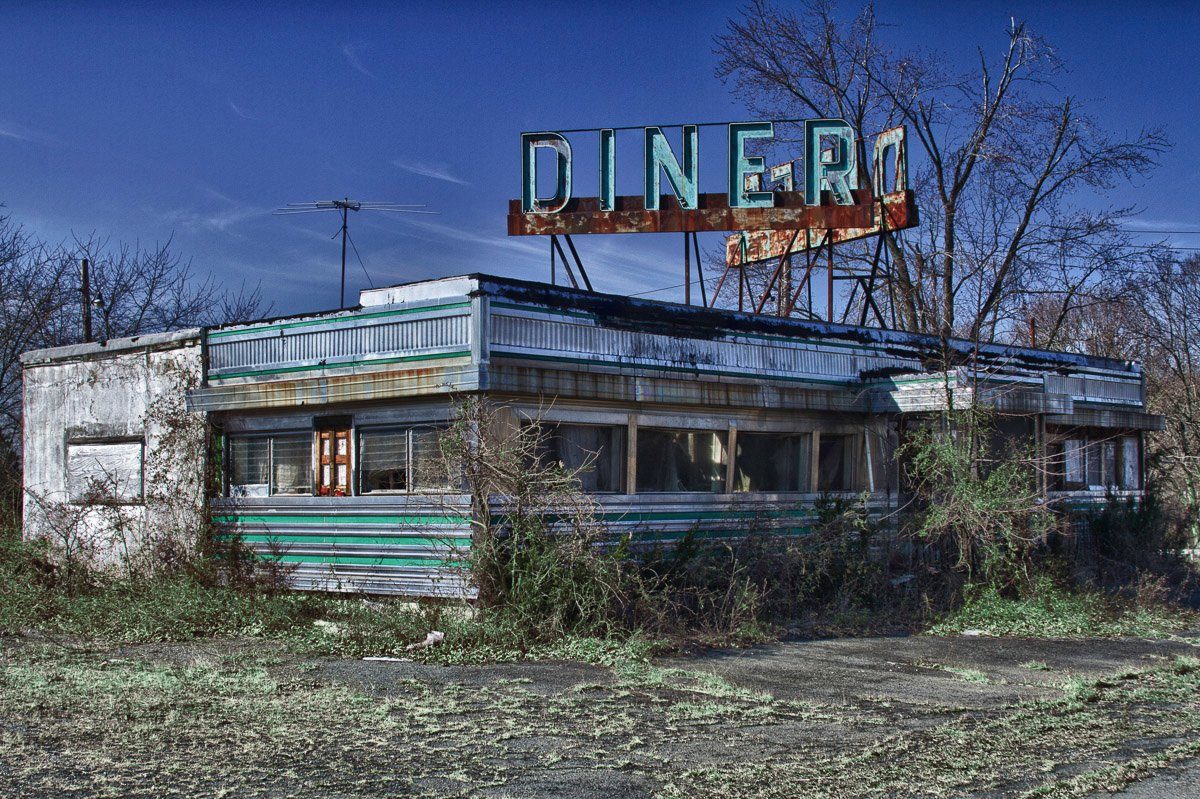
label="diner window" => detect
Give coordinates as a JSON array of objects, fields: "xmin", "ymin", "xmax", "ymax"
[
  {"xmin": 1085, "ymin": 440, "xmax": 1104, "ymax": 488},
  {"xmin": 1120, "ymin": 436, "xmax": 1140, "ymax": 490},
  {"xmin": 1102, "ymin": 440, "xmax": 1119, "ymax": 489},
  {"xmin": 228, "ymin": 433, "xmax": 312, "ymax": 497},
  {"xmin": 358, "ymin": 426, "xmax": 451, "ymax": 494},
  {"xmin": 734, "ymin": 432, "xmax": 811, "ymax": 492},
  {"xmin": 636, "ymin": 429, "xmax": 727, "ymax": 493},
  {"xmin": 1062, "ymin": 438, "xmax": 1085, "ymax": 487},
  {"xmin": 535, "ymin": 423, "xmax": 627, "ymax": 493},
  {"xmin": 817, "ymin": 433, "xmax": 864, "ymax": 492}
]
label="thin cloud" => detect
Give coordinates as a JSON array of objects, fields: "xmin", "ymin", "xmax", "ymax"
[
  {"xmin": 0, "ymin": 124, "xmax": 31, "ymax": 142},
  {"xmin": 392, "ymin": 158, "xmax": 472, "ymax": 186},
  {"xmin": 227, "ymin": 99, "xmax": 263, "ymax": 122},
  {"xmin": 341, "ymin": 43, "xmax": 377, "ymax": 79},
  {"xmin": 1120, "ymin": 217, "xmax": 1200, "ymax": 232},
  {"xmin": 0, "ymin": 119, "xmax": 62, "ymax": 146}
]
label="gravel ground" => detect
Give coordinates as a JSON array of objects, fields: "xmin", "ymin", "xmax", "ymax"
[{"xmin": 2, "ymin": 631, "xmax": 1198, "ymax": 798}]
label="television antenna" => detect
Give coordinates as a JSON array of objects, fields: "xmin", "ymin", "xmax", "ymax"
[{"xmin": 273, "ymin": 198, "xmax": 436, "ymax": 308}]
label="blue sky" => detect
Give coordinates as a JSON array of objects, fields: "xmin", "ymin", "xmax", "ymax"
[{"xmin": 1, "ymin": 1, "xmax": 1198, "ymax": 316}]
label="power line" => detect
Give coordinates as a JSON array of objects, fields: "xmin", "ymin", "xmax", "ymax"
[
  {"xmin": 273, "ymin": 197, "xmax": 435, "ymax": 308},
  {"xmin": 345, "ymin": 228, "xmax": 374, "ymax": 289}
]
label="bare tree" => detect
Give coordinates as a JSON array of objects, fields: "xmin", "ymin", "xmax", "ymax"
[
  {"xmin": 715, "ymin": 0, "xmax": 1168, "ymax": 342},
  {"xmin": 0, "ymin": 213, "xmax": 270, "ymax": 526}
]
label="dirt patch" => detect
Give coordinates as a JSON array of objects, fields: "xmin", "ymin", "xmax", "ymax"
[{"xmin": 1, "ymin": 632, "xmax": 1198, "ymax": 798}]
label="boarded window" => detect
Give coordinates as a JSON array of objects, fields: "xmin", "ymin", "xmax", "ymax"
[
  {"xmin": 67, "ymin": 441, "xmax": 144, "ymax": 502},
  {"xmin": 734, "ymin": 432, "xmax": 811, "ymax": 492},
  {"xmin": 817, "ymin": 433, "xmax": 863, "ymax": 492},
  {"xmin": 536, "ymin": 424, "xmax": 626, "ymax": 493},
  {"xmin": 636, "ymin": 429, "xmax": 727, "ymax": 493}
]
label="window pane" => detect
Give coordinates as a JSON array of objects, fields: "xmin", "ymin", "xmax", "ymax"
[
  {"xmin": 1120, "ymin": 436, "xmax": 1140, "ymax": 490},
  {"xmin": 540, "ymin": 424, "xmax": 627, "ymax": 492},
  {"xmin": 411, "ymin": 427, "xmax": 451, "ymax": 491},
  {"xmin": 1085, "ymin": 439, "xmax": 1103, "ymax": 487},
  {"xmin": 1103, "ymin": 440, "xmax": 1118, "ymax": 489},
  {"xmin": 636, "ymin": 429, "xmax": 726, "ymax": 493},
  {"xmin": 271, "ymin": 434, "xmax": 312, "ymax": 495},
  {"xmin": 817, "ymin": 433, "xmax": 861, "ymax": 492},
  {"xmin": 734, "ymin": 432, "xmax": 810, "ymax": 492},
  {"xmin": 1063, "ymin": 439, "xmax": 1084, "ymax": 485},
  {"xmin": 359, "ymin": 428, "xmax": 408, "ymax": 493},
  {"xmin": 229, "ymin": 437, "xmax": 269, "ymax": 496}
]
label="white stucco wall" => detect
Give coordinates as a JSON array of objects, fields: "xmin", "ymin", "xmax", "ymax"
[{"xmin": 20, "ymin": 330, "xmax": 204, "ymax": 570}]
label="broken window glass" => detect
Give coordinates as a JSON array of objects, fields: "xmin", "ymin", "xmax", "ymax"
[
  {"xmin": 734, "ymin": 432, "xmax": 810, "ymax": 492},
  {"xmin": 636, "ymin": 429, "xmax": 727, "ymax": 493}
]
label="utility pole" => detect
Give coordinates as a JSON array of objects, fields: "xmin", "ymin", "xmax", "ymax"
[
  {"xmin": 339, "ymin": 201, "xmax": 350, "ymax": 309},
  {"xmin": 80, "ymin": 258, "xmax": 93, "ymax": 343},
  {"xmin": 273, "ymin": 198, "xmax": 435, "ymax": 309}
]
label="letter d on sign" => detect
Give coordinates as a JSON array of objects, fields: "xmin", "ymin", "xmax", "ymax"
[{"xmin": 522, "ymin": 133, "xmax": 572, "ymax": 213}]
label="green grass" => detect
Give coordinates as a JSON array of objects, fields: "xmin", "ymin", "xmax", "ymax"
[
  {"xmin": 929, "ymin": 576, "xmax": 1197, "ymax": 639},
  {"xmin": 0, "ymin": 536, "xmax": 663, "ymax": 666}
]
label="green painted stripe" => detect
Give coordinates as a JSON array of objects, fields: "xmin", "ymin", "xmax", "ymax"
[
  {"xmin": 271, "ymin": 554, "xmax": 464, "ymax": 568},
  {"xmin": 217, "ymin": 533, "xmax": 469, "ymax": 547},
  {"xmin": 208, "ymin": 301, "xmax": 471, "ymax": 340},
  {"xmin": 213, "ymin": 514, "xmax": 467, "ymax": 526},
  {"xmin": 490, "ymin": 349, "xmax": 854, "ymax": 388},
  {"xmin": 208, "ymin": 349, "xmax": 470, "ymax": 381}
]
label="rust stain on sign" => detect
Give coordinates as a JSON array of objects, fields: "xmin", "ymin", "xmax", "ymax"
[
  {"xmin": 723, "ymin": 190, "xmax": 919, "ymax": 265},
  {"xmin": 507, "ymin": 189, "xmax": 900, "ymax": 236}
]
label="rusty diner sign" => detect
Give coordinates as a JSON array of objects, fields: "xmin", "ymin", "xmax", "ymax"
[{"xmin": 507, "ymin": 120, "xmax": 916, "ymax": 238}]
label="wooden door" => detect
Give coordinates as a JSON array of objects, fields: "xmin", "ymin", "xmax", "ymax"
[{"xmin": 317, "ymin": 428, "xmax": 351, "ymax": 496}]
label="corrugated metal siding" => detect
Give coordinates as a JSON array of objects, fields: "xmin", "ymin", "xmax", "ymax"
[
  {"xmin": 207, "ymin": 305, "xmax": 471, "ymax": 380},
  {"xmin": 1045, "ymin": 374, "xmax": 1143, "ymax": 407},
  {"xmin": 489, "ymin": 309, "xmax": 921, "ymax": 385},
  {"xmin": 212, "ymin": 496, "xmax": 474, "ymax": 597}
]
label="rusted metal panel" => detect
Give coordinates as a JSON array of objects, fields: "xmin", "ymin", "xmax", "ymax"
[
  {"xmin": 187, "ymin": 360, "xmax": 479, "ymax": 413},
  {"xmin": 507, "ymin": 189, "xmax": 892, "ymax": 236},
  {"xmin": 724, "ymin": 190, "xmax": 918, "ymax": 265}
]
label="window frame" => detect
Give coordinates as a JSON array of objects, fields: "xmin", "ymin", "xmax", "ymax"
[
  {"xmin": 634, "ymin": 427, "xmax": 729, "ymax": 494},
  {"xmin": 356, "ymin": 424, "xmax": 453, "ymax": 495},
  {"xmin": 529, "ymin": 421, "xmax": 628, "ymax": 494},
  {"xmin": 225, "ymin": 431, "xmax": 313, "ymax": 498},
  {"xmin": 65, "ymin": 437, "xmax": 146, "ymax": 505},
  {"xmin": 732, "ymin": 431, "xmax": 813, "ymax": 493}
]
